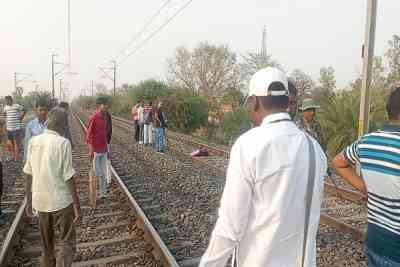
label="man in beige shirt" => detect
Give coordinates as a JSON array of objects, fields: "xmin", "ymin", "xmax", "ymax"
[{"xmin": 24, "ymin": 108, "xmax": 80, "ymax": 267}]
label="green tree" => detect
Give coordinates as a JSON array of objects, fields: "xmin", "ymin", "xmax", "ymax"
[
  {"xmin": 222, "ymin": 106, "xmax": 251, "ymax": 144},
  {"xmin": 385, "ymin": 34, "xmax": 400, "ymax": 84},
  {"xmin": 240, "ymin": 52, "xmax": 278, "ymax": 86},
  {"xmin": 290, "ymin": 69, "xmax": 315, "ymax": 100},
  {"xmin": 164, "ymin": 88, "xmax": 208, "ymax": 133},
  {"xmin": 313, "ymin": 66, "xmax": 336, "ymax": 101}
]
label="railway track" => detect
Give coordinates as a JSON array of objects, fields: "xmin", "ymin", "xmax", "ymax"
[{"xmin": 0, "ymin": 114, "xmax": 178, "ymax": 267}]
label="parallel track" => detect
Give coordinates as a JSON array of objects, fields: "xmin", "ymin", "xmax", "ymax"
[{"xmin": 0, "ymin": 114, "xmax": 178, "ymax": 267}]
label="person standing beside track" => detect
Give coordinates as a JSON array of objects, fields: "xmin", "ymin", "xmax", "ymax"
[
  {"xmin": 143, "ymin": 101, "xmax": 154, "ymax": 145},
  {"xmin": 154, "ymin": 101, "xmax": 167, "ymax": 154},
  {"xmin": 4, "ymin": 95, "xmax": 26, "ymax": 161},
  {"xmin": 131, "ymin": 100, "xmax": 142, "ymax": 143},
  {"xmin": 333, "ymin": 87, "xmax": 400, "ymax": 267},
  {"xmin": 200, "ymin": 67, "xmax": 327, "ymax": 267},
  {"xmin": 58, "ymin": 102, "xmax": 74, "ymax": 149},
  {"xmin": 86, "ymin": 96, "xmax": 109, "ymax": 197},
  {"xmin": 24, "ymin": 108, "xmax": 80, "ymax": 267}
]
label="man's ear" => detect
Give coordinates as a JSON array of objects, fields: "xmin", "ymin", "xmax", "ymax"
[{"xmin": 247, "ymin": 96, "xmax": 259, "ymax": 112}]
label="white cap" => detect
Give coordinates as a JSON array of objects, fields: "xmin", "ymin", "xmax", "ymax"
[{"xmin": 248, "ymin": 67, "xmax": 289, "ymax": 97}]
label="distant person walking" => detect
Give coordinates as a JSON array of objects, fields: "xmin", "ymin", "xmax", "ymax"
[
  {"xmin": 200, "ymin": 67, "xmax": 327, "ymax": 267},
  {"xmin": 23, "ymin": 108, "xmax": 80, "ymax": 267},
  {"xmin": 24, "ymin": 99, "xmax": 50, "ymax": 161},
  {"xmin": 143, "ymin": 101, "xmax": 154, "ymax": 145},
  {"xmin": 138, "ymin": 102, "xmax": 145, "ymax": 144},
  {"xmin": 154, "ymin": 102, "xmax": 167, "ymax": 154},
  {"xmin": 86, "ymin": 97, "xmax": 109, "ymax": 197},
  {"xmin": 104, "ymin": 110, "xmax": 113, "ymax": 185},
  {"xmin": 4, "ymin": 96, "xmax": 26, "ymax": 161},
  {"xmin": 333, "ymin": 87, "xmax": 400, "ymax": 267},
  {"xmin": 58, "ymin": 102, "xmax": 74, "ymax": 149},
  {"xmin": 131, "ymin": 101, "xmax": 141, "ymax": 143}
]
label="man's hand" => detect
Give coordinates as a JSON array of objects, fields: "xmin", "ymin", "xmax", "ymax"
[
  {"xmin": 73, "ymin": 203, "xmax": 81, "ymax": 224},
  {"xmin": 88, "ymin": 146, "xmax": 94, "ymax": 159}
]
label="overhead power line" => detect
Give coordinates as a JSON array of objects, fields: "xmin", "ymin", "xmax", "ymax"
[
  {"xmin": 118, "ymin": 0, "xmax": 195, "ymax": 65},
  {"xmin": 112, "ymin": 0, "xmax": 171, "ymax": 62}
]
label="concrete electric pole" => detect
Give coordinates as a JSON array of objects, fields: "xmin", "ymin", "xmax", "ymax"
[{"xmin": 358, "ymin": 0, "xmax": 378, "ymax": 137}]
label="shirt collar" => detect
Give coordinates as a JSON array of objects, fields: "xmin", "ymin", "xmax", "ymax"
[
  {"xmin": 381, "ymin": 123, "xmax": 400, "ymax": 133},
  {"xmin": 261, "ymin": 112, "xmax": 291, "ymax": 126},
  {"xmin": 44, "ymin": 129, "xmax": 60, "ymax": 136}
]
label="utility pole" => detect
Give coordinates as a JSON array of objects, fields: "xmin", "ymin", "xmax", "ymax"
[
  {"xmin": 59, "ymin": 79, "xmax": 63, "ymax": 101},
  {"xmin": 112, "ymin": 60, "xmax": 116, "ymax": 96},
  {"xmin": 91, "ymin": 80, "xmax": 94, "ymax": 96},
  {"xmin": 358, "ymin": 0, "xmax": 378, "ymax": 137},
  {"xmin": 261, "ymin": 26, "xmax": 267, "ymax": 59},
  {"xmin": 52, "ymin": 54, "xmax": 56, "ymax": 100},
  {"xmin": 14, "ymin": 72, "xmax": 17, "ymax": 92}
]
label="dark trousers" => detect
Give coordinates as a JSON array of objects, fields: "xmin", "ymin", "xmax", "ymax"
[
  {"xmin": 38, "ymin": 204, "xmax": 76, "ymax": 267},
  {"xmin": 134, "ymin": 121, "xmax": 140, "ymax": 142},
  {"xmin": 0, "ymin": 162, "xmax": 2, "ymax": 209}
]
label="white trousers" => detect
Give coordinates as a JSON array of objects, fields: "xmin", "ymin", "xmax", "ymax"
[{"xmin": 143, "ymin": 123, "xmax": 153, "ymax": 144}]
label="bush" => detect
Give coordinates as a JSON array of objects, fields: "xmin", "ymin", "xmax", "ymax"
[
  {"xmin": 222, "ymin": 106, "xmax": 251, "ymax": 144},
  {"xmin": 164, "ymin": 89, "xmax": 209, "ymax": 133}
]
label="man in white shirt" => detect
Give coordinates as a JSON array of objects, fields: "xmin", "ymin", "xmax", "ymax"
[
  {"xmin": 200, "ymin": 67, "xmax": 327, "ymax": 267},
  {"xmin": 24, "ymin": 108, "xmax": 80, "ymax": 267}
]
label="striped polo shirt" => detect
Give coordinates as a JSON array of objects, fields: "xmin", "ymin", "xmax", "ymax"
[
  {"xmin": 4, "ymin": 104, "xmax": 24, "ymax": 131},
  {"xmin": 344, "ymin": 124, "xmax": 400, "ymax": 262}
]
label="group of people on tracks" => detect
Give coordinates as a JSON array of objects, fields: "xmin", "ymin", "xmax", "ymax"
[
  {"xmin": 0, "ymin": 95, "xmax": 114, "ymax": 266},
  {"xmin": 131, "ymin": 99, "xmax": 168, "ymax": 153}
]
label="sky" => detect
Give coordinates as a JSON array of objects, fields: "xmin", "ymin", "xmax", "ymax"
[{"xmin": 0, "ymin": 0, "xmax": 398, "ymax": 100}]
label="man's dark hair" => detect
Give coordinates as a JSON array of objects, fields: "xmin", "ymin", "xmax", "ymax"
[
  {"xmin": 36, "ymin": 98, "xmax": 50, "ymax": 109},
  {"xmin": 46, "ymin": 108, "xmax": 68, "ymax": 135},
  {"xmin": 258, "ymin": 82, "xmax": 289, "ymax": 111},
  {"xmin": 5, "ymin": 96, "xmax": 12, "ymax": 102},
  {"xmin": 58, "ymin": 101, "xmax": 69, "ymax": 110},
  {"xmin": 288, "ymin": 80, "xmax": 297, "ymax": 97},
  {"xmin": 386, "ymin": 87, "xmax": 400, "ymax": 121}
]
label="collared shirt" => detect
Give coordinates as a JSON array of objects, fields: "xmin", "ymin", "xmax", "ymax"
[
  {"xmin": 200, "ymin": 113, "xmax": 327, "ymax": 267},
  {"xmin": 4, "ymin": 104, "xmax": 25, "ymax": 131},
  {"xmin": 344, "ymin": 123, "xmax": 400, "ymax": 262},
  {"xmin": 23, "ymin": 129, "xmax": 75, "ymax": 212},
  {"xmin": 24, "ymin": 117, "xmax": 46, "ymax": 161},
  {"xmin": 86, "ymin": 111, "xmax": 108, "ymax": 153}
]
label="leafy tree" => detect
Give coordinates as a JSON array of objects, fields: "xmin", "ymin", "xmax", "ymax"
[
  {"xmin": 221, "ymin": 88, "xmax": 245, "ymax": 108},
  {"xmin": 240, "ymin": 52, "xmax": 278, "ymax": 86},
  {"xmin": 130, "ymin": 79, "xmax": 170, "ymax": 103},
  {"xmin": 385, "ymin": 34, "xmax": 400, "ymax": 84},
  {"xmin": 163, "ymin": 88, "xmax": 208, "ymax": 133},
  {"xmin": 167, "ymin": 42, "xmax": 242, "ymax": 98},
  {"xmin": 313, "ymin": 66, "xmax": 336, "ymax": 101},
  {"xmin": 222, "ymin": 106, "xmax": 251, "ymax": 144},
  {"xmin": 290, "ymin": 69, "xmax": 315, "ymax": 100}
]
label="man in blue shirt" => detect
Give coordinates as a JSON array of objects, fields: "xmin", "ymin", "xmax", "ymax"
[
  {"xmin": 24, "ymin": 99, "xmax": 50, "ymax": 161},
  {"xmin": 333, "ymin": 87, "xmax": 400, "ymax": 266}
]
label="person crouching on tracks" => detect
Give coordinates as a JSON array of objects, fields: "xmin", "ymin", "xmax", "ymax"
[
  {"xmin": 200, "ymin": 67, "xmax": 328, "ymax": 267},
  {"xmin": 333, "ymin": 87, "xmax": 400, "ymax": 267},
  {"xmin": 86, "ymin": 96, "xmax": 109, "ymax": 197},
  {"xmin": 24, "ymin": 108, "xmax": 81, "ymax": 267}
]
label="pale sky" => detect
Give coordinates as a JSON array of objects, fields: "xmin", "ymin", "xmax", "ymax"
[{"xmin": 0, "ymin": 0, "xmax": 398, "ymax": 100}]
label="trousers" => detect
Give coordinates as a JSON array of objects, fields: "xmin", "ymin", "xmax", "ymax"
[
  {"xmin": 155, "ymin": 128, "xmax": 165, "ymax": 152},
  {"xmin": 367, "ymin": 249, "xmax": 400, "ymax": 267},
  {"xmin": 143, "ymin": 123, "xmax": 153, "ymax": 144},
  {"xmin": 93, "ymin": 152, "xmax": 107, "ymax": 194},
  {"xmin": 38, "ymin": 204, "xmax": 76, "ymax": 267}
]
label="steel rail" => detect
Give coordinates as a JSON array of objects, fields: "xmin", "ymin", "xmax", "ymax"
[
  {"xmin": 74, "ymin": 112, "xmax": 180, "ymax": 267},
  {"xmin": 0, "ymin": 198, "xmax": 27, "ymax": 266}
]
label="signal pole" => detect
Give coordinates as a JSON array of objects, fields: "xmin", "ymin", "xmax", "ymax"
[
  {"xmin": 358, "ymin": 0, "xmax": 378, "ymax": 137},
  {"xmin": 59, "ymin": 79, "xmax": 63, "ymax": 101},
  {"xmin": 91, "ymin": 80, "xmax": 94, "ymax": 96},
  {"xmin": 52, "ymin": 54, "xmax": 56, "ymax": 99},
  {"xmin": 14, "ymin": 72, "xmax": 17, "ymax": 92},
  {"xmin": 112, "ymin": 60, "xmax": 116, "ymax": 96}
]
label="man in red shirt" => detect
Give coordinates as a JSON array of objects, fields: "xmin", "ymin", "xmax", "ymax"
[{"xmin": 86, "ymin": 97, "xmax": 109, "ymax": 197}]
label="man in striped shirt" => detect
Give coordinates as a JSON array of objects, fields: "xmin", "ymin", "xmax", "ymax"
[
  {"xmin": 333, "ymin": 87, "xmax": 400, "ymax": 266},
  {"xmin": 4, "ymin": 96, "xmax": 26, "ymax": 161}
]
